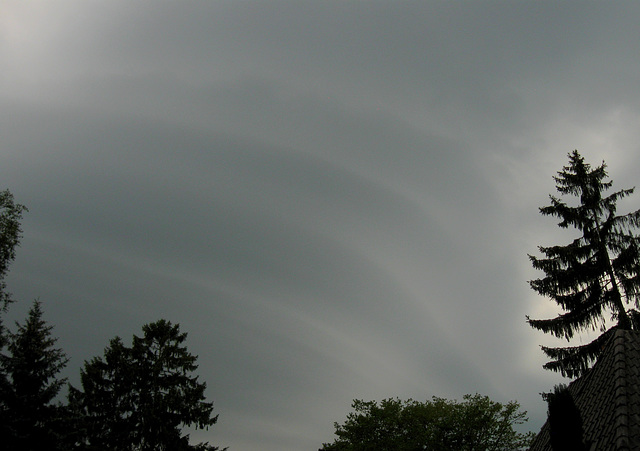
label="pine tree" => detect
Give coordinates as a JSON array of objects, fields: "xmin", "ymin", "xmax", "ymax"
[
  {"xmin": 72, "ymin": 319, "xmax": 222, "ymax": 450},
  {"xmin": 527, "ymin": 150, "xmax": 640, "ymax": 377},
  {"xmin": 0, "ymin": 300, "xmax": 69, "ymax": 450}
]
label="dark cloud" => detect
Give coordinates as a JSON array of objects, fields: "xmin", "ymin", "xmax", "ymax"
[{"xmin": 3, "ymin": 1, "xmax": 640, "ymax": 449}]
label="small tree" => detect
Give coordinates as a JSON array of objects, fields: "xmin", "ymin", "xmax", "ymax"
[
  {"xmin": 0, "ymin": 300, "xmax": 69, "ymax": 450},
  {"xmin": 527, "ymin": 151, "xmax": 640, "ymax": 377},
  {"xmin": 545, "ymin": 384, "xmax": 586, "ymax": 451},
  {"xmin": 320, "ymin": 394, "xmax": 534, "ymax": 451},
  {"xmin": 0, "ymin": 189, "xmax": 27, "ymax": 311},
  {"xmin": 71, "ymin": 319, "xmax": 222, "ymax": 450}
]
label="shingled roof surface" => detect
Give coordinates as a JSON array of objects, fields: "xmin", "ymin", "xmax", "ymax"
[{"xmin": 529, "ymin": 329, "xmax": 640, "ymax": 451}]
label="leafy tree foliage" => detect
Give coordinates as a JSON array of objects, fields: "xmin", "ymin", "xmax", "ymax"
[
  {"xmin": 0, "ymin": 189, "xmax": 27, "ymax": 310},
  {"xmin": 0, "ymin": 188, "xmax": 27, "ymax": 430},
  {"xmin": 70, "ymin": 319, "xmax": 222, "ymax": 450},
  {"xmin": 0, "ymin": 300, "xmax": 69, "ymax": 450},
  {"xmin": 320, "ymin": 394, "xmax": 534, "ymax": 451},
  {"xmin": 527, "ymin": 151, "xmax": 640, "ymax": 377}
]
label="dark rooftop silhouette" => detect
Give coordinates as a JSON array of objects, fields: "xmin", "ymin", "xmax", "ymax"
[{"xmin": 530, "ymin": 329, "xmax": 640, "ymax": 451}]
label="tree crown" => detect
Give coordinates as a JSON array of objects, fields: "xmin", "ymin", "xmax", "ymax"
[
  {"xmin": 320, "ymin": 394, "xmax": 534, "ymax": 451},
  {"xmin": 528, "ymin": 150, "xmax": 640, "ymax": 377},
  {"xmin": 72, "ymin": 319, "xmax": 220, "ymax": 450}
]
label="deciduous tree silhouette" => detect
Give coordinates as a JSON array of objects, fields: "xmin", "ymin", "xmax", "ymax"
[
  {"xmin": 0, "ymin": 189, "xmax": 27, "ymax": 310},
  {"xmin": 320, "ymin": 394, "xmax": 534, "ymax": 451}
]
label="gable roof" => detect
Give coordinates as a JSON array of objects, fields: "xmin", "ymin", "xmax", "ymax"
[{"xmin": 529, "ymin": 329, "xmax": 640, "ymax": 451}]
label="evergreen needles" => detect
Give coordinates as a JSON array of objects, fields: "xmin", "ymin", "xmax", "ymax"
[{"xmin": 527, "ymin": 150, "xmax": 640, "ymax": 378}]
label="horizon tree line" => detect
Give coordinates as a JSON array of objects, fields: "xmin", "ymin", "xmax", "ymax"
[{"xmin": 0, "ymin": 189, "xmax": 224, "ymax": 450}]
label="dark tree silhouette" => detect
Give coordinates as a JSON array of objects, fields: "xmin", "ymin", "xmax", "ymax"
[
  {"xmin": 527, "ymin": 150, "xmax": 640, "ymax": 377},
  {"xmin": 70, "ymin": 319, "xmax": 222, "ymax": 451},
  {"xmin": 0, "ymin": 188, "xmax": 27, "ymax": 424},
  {"xmin": 0, "ymin": 189, "xmax": 27, "ymax": 311},
  {"xmin": 0, "ymin": 300, "xmax": 69, "ymax": 451},
  {"xmin": 320, "ymin": 394, "xmax": 534, "ymax": 451},
  {"xmin": 545, "ymin": 384, "xmax": 586, "ymax": 451}
]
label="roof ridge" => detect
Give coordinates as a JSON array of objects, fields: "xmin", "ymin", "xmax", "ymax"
[
  {"xmin": 612, "ymin": 330, "xmax": 629, "ymax": 450},
  {"xmin": 528, "ymin": 329, "xmax": 640, "ymax": 451}
]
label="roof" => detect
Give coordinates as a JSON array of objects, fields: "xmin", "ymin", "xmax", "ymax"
[{"xmin": 529, "ymin": 329, "xmax": 640, "ymax": 451}]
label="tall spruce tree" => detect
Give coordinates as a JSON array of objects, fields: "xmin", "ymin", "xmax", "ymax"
[
  {"xmin": 0, "ymin": 300, "xmax": 69, "ymax": 450},
  {"xmin": 527, "ymin": 150, "xmax": 640, "ymax": 377},
  {"xmin": 71, "ymin": 319, "xmax": 222, "ymax": 450}
]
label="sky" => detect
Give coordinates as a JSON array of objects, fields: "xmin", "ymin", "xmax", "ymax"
[{"xmin": 2, "ymin": 1, "xmax": 640, "ymax": 449}]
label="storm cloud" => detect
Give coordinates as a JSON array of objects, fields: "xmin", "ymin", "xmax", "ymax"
[{"xmin": 3, "ymin": 1, "xmax": 640, "ymax": 449}]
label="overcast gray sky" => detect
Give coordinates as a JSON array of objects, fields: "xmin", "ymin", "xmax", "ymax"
[{"xmin": 2, "ymin": 1, "xmax": 640, "ymax": 449}]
